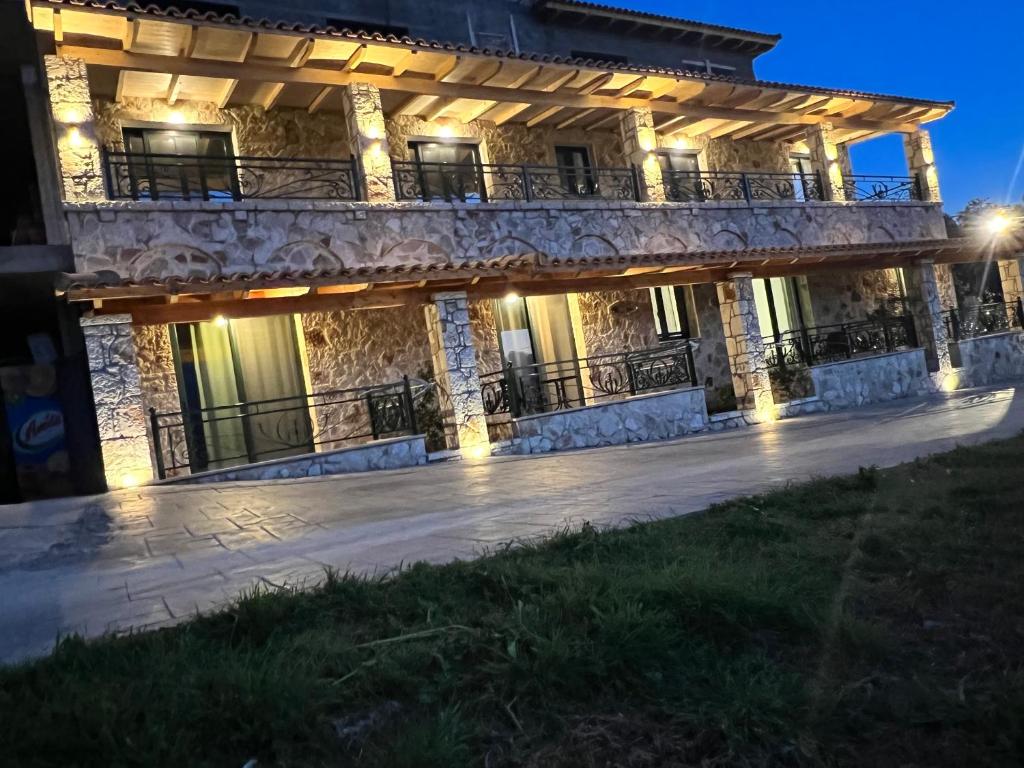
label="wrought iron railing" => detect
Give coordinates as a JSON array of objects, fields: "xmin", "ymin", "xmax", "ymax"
[
  {"xmin": 392, "ymin": 161, "xmax": 640, "ymax": 202},
  {"xmin": 662, "ymin": 170, "xmax": 825, "ymax": 204},
  {"xmin": 480, "ymin": 342, "xmax": 697, "ymax": 419},
  {"xmin": 841, "ymin": 174, "xmax": 922, "ymax": 202},
  {"xmin": 104, "ymin": 150, "xmax": 361, "ymax": 201},
  {"xmin": 763, "ymin": 313, "xmax": 919, "ymax": 371},
  {"xmin": 944, "ymin": 299, "xmax": 1024, "ymax": 341},
  {"xmin": 149, "ymin": 377, "xmax": 418, "ymax": 478}
]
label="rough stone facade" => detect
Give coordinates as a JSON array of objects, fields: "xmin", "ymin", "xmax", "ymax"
[
  {"xmin": 133, "ymin": 324, "xmax": 181, "ymax": 420},
  {"xmin": 809, "ymin": 349, "xmax": 933, "ymax": 410},
  {"xmin": 689, "ymin": 283, "xmax": 735, "ymax": 410},
  {"xmin": 904, "ymin": 260, "xmax": 954, "ymax": 376},
  {"xmin": 997, "ymin": 259, "xmax": 1024, "ymax": 303},
  {"xmin": 164, "ymin": 435, "xmax": 427, "ymax": 484},
  {"xmin": 341, "ymin": 84, "xmax": 394, "ymax": 202},
  {"xmin": 951, "ymin": 331, "xmax": 1024, "ymax": 389},
  {"xmin": 425, "ymin": 292, "xmax": 490, "ymax": 456},
  {"xmin": 619, "ymin": 107, "xmax": 664, "ymax": 202},
  {"xmin": 81, "ymin": 314, "xmax": 152, "ymax": 487},
  {"xmin": 45, "ymin": 56, "xmax": 105, "ymax": 201},
  {"xmin": 575, "ymin": 288, "xmax": 659, "ymax": 359},
  {"xmin": 514, "ymin": 386, "xmax": 708, "ymax": 454},
  {"xmin": 903, "ymin": 129, "xmax": 941, "ymax": 202},
  {"xmin": 64, "ymin": 199, "xmax": 947, "ymax": 281},
  {"xmin": 804, "ymin": 122, "xmax": 845, "ymax": 201},
  {"xmin": 716, "ymin": 274, "xmax": 773, "ymax": 412},
  {"xmin": 805, "ymin": 268, "xmax": 905, "ymax": 326}
]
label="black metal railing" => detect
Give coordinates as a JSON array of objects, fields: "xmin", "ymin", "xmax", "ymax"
[
  {"xmin": 392, "ymin": 161, "xmax": 640, "ymax": 203},
  {"xmin": 841, "ymin": 174, "xmax": 922, "ymax": 202},
  {"xmin": 149, "ymin": 377, "xmax": 418, "ymax": 479},
  {"xmin": 104, "ymin": 150, "xmax": 361, "ymax": 201},
  {"xmin": 481, "ymin": 342, "xmax": 697, "ymax": 420},
  {"xmin": 944, "ymin": 299, "xmax": 1024, "ymax": 341},
  {"xmin": 763, "ymin": 313, "xmax": 919, "ymax": 371},
  {"xmin": 662, "ymin": 170, "xmax": 825, "ymax": 204}
]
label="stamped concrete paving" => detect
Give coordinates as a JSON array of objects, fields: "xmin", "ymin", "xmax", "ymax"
[{"xmin": 2, "ymin": 385, "xmax": 1023, "ymax": 665}]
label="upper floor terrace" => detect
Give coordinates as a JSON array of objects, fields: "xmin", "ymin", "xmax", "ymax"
[{"xmin": 27, "ymin": 0, "xmax": 953, "ymax": 282}]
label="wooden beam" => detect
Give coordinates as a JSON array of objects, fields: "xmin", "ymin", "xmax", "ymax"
[
  {"xmin": 121, "ymin": 18, "xmax": 139, "ymax": 51},
  {"xmin": 576, "ymin": 71, "xmax": 613, "ymax": 95},
  {"xmin": 488, "ymin": 102, "xmax": 532, "ymax": 126},
  {"xmin": 307, "ymin": 85, "xmax": 333, "ymax": 113},
  {"xmin": 114, "ymin": 70, "xmax": 127, "ymax": 102},
  {"xmin": 390, "ymin": 50, "xmax": 417, "ymax": 76},
  {"xmin": 555, "ymin": 108, "xmax": 595, "ymax": 129},
  {"xmin": 236, "ymin": 32, "xmax": 256, "ymax": 63},
  {"xmin": 422, "ymin": 97, "xmax": 455, "ymax": 121},
  {"xmin": 525, "ymin": 105, "xmax": 563, "ymax": 127},
  {"xmin": 287, "ymin": 38, "xmax": 314, "ymax": 67},
  {"xmin": 260, "ymin": 82, "xmax": 285, "ymax": 110},
  {"xmin": 433, "ymin": 55, "xmax": 462, "ymax": 82},
  {"xmin": 584, "ymin": 112, "xmax": 618, "ymax": 130},
  {"xmin": 341, "ymin": 43, "xmax": 367, "ymax": 72},
  {"xmin": 613, "ymin": 76, "xmax": 646, "ymax": 98},
  {"xmin": 165, "ymin": 73, "xmax": 182, "ymax": 104},
  {"xmin": 52, "ymin": 9, "xmax": 62, "ymax": 42}
]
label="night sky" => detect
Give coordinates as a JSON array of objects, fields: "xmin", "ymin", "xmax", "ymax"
[{"xmin": 626, "ymin": 0, "xmax": 1022, "ymax": 215}]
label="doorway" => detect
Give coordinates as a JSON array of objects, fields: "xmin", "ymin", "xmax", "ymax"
[
  {"xmin": 554, "ymin": 145, "xmax": 596, "ymax": 197},
  {"xmin": 409, "ymin": 141, "xmax": 484, "ymax": 202},
  {"xmin": 122, "ymin": 127, "xmax": 237, "ymax": 200}
]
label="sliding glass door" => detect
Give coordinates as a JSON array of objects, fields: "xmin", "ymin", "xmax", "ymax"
[{"xmin": 171, "ymin": 315, "xmax": 312, "ymax": 472}]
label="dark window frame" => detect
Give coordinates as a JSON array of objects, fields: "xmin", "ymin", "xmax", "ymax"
[
  {"xmin": 121, "ymin": 126, "xmax": 239, "ymax": 201},
  {"xmin": 651, "ymin": 285, "xmax": 693, "ymax": 341}
]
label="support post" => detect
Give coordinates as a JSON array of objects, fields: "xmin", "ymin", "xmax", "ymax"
[
  {"xmin": 997, "ymin": 259, "xmax": 1024, "ymax": 304},
  {"xmin": 904, "ymin": 260, "xmax": 954, "ymax": 380},
  {"xmin": 81, "ymin": 314, "xmax": 153, "ymax": 488},
  {"xmin": 716, "ymin": 273, "xmax": 774, "ymax": 414},
  {"xmin": 43, "ymin": 55, "xmax": 105, "ymax": 202},
  {"xmin": 903, "ymin": 128, "xmax": 941, "ymax": 202},
  {"xmin": 340, "ymin": 82, "xmax": 395, "ymax": 203},
  {"xmin": 618, "ymin": 107, "xmax": 665, "ymax": 203},
  {"xmin": 804, "ymin": 122, "xmax": 846, "ymax": 202},
  {"xmin": 424, "ymin": 292, "xmax": 491, "ymax": 459}
]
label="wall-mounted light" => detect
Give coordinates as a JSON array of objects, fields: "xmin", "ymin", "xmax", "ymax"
[
  {"xmin": 437, "ymin": 123, "xmax": 455, "ymax": 139},
  {"xmin": 119, "ymin": 473, "xmax": 141, "ymax": 488},
  {"xmin": 364, "ymin": 125, "xmax": 381, "ymax": 141},
  {"xmin": 213, "ymin": 314, "xmax": 229, "ymax": 327},
  {"xmin": 66, "ymin": 126, "xmax": 83, "ymax": 147},
  {"xmin": 167, "ymin": 110, "xmax": 186, "ymax": 125},
  {"xmin": 503, "ymin": 291, "xmax": 520, "ymax": 305},
  {"xmin": 985, "ymin": 212, "xmax": 1011, "ymax": 237}
]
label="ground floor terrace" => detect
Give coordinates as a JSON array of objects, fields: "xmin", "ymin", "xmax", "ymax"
[{"xmin": 60, "ymin": 237, "xmax": 1024, "ymax": 489}]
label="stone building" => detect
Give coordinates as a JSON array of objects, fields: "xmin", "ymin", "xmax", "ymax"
[{"xmin": 20, "ymin": 0, "xmax": 1024, "ymax": 487}]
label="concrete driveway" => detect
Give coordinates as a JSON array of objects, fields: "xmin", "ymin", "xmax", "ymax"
[{"xmin": 2, "ymin": 385, "xmax": 1023, "ymax": 665}]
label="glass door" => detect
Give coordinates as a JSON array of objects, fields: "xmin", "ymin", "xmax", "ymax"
[
  {"xmin": 658, "ymin": 151, "xmax": 701, "ymax": 201},
  {"xmin": 171, "ymin": 315, "xmax": 312, "ymax": 472},
  {"xmin": 554, "ymin": 145, "xmax": 596, "ymax": 197},
  {"xmin": 789, "ymin": 154, "xmax": 815, "ymax": 201},
  {"xmin": 123, "ymin": 128, "xmax": 236, "ymax": 200},
  {"xmin": 411, "ymin": 141, "xmax": 484, "ymax": 202}
]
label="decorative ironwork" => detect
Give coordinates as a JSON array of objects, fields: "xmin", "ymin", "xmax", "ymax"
[
  {"xmin": 944, "ymin": 299, "xmax": 1024, "ymax": 341},
  {"xmin": 763, "ymin": 311, "xmax": 919, "ymax": 372},
  {"xmin": 662, "ymin": 170, "xmax": 824, "ymax": 203},
  {"xmin": 104, "ymin": 150, "xmax": 361, "ymax": 201},
  {"xmin": 149, "ymin": 377, "xmax": 418, "ymax": 479},
  {"xmin": 481, "ymin": 342, "xmax": 697, "ymax": 419},
  {"xmin": 841, "ymin": 174, "xmax": 922, "ymax": 202},
  {"xmin": 393, "ymin": 161, "xmax": 640, "ymax": 202}
]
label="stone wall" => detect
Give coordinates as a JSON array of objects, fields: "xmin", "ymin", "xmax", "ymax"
[
  {"xmin": 806, "ymin": 268, "xmax": 905, "ymax": 326},
  {"xmin": 655, "ymin": 134, "xmax": 792, "ymax": 174},
  {"xmin": 809, "ymin": 349, "xmax": 933, "ymax": 410},
  {"xmin": 514, "ymin": 386, "xmax": 708, "ymax": 454},
  {"xmin": 689, "ymin": 283, "xmax": 735, "ymax": 409},
  {"xmin": 467, "ymin": 299, "xmax": 503, "ymax": 375},
  {"xmin": 65, "ymin": 200, "xmax": 947, "ymax": 281},
  {"xmin": 951, "ymin": 331, "xmax": 1024, "ymax": 388},
  {"xmin": 163, "ymin": 435, "xmax": 427, "ymax": 484},
  {"xmin": 132, "ymin": 324, "xmax": 180, "ymax": 419},
  {"xmin": 575, "ymin": 288, "xmax": 659, "ymax": 359}
]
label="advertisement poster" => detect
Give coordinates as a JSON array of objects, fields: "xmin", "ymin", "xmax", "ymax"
[{"xmin": 1, "ymin": 364, "xmax": 72, "ymax": 499}]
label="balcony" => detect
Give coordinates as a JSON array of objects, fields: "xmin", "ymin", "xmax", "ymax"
[{"xmin": 662, "ymin": 170, "xmax": 922, "ymax": 204}]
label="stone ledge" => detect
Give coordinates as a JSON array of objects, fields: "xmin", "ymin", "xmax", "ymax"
[
  {"xmin": 156, "ymin": 434, "xmax": 427, "ymax": 485},
  {"xmin": 809, "ymin": 348, "xmax": 921, "ymax": 371},
  {"xmin": 514, "ymin": 385, "xmax": 705, "ymax": 424}
]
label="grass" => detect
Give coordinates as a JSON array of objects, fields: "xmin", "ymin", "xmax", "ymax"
[{"xmin": 2, "ymin": 437, "xmax": 1024, "ymax": 767}]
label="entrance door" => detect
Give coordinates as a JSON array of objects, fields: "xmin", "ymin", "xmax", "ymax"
[
  {"xmin": 123, "ymin": 128, "xmax": 236, "ymax": 200},
  {"xmin": 554, "ymin": 145, "xmax": 596, "ymax": 197},
  {"xmin": 410, "ymin": 141, "xmax": 484, "ymax": 202},
  {"xmin": 171, "ymin": 315, "xmax": 312, "ymax": 472}
]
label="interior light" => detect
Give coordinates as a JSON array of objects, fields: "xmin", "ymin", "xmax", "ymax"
[
  {"xmin": 213, "ymin": 314, "xmax": 229, "ymax": 327},
  {"xmin": 503, "ymin": 291, "xmax": 520, "ymax": 305}
]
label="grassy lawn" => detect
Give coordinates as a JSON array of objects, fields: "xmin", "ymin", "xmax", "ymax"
[{"xmin": 2, "ymin": 437, "xmax": 1024, "ymax": 767}]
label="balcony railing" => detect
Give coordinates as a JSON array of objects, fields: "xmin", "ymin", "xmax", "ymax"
[
  {"xmin": 662, "ymin": 170, "xmax": 825, "ymax": 204},
  {"xmin": 841, "ymin": 174, "xmax": 922, "ymax": 202},
  {"xmin": 392, "ymin": 161, "xmax": 640, "ymax": 203},
  {"xmin": 104, "ymin": 150, "xmax": 361, "ymax": 201},
  {"xmin": 480, "ymin": 342, "xmax": 697, "ymax": 419},
  {"xmin": 764, "ymin": 313, "xmax": 919, "ymax": 371},
  {"xmin": 944, "ymin": 299, "xmax": 1024, "ymax": 341},
  {"xmin": 149, "ymin": 377, "xmax": 418, "ymax": 478}
]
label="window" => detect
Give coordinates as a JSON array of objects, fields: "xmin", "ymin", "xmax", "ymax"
[
  {"xmin": 753, "ymin": 278, "xmax": 814, "ymax": 340},
  {"xmin": 658, "ymin": 152, "xmax": 700, "ymax": 174},
  {"xmin": 650, "ymin": 286, "xmax": 699, "ymax": 341},
  {"xmin": 554, "ymin": 145, "xmax": 596, "ymax": 196},
  {"xmin": 658, "ymin": 151, "xmax": 702, "ymax": 201},
  {"xmin": 324, "ymin": 17, "xmax": 410, "ymax": 37},
  {"xmin": 122, "ymin": 127, "xmax": 237, "ymax": 200},
  {"xmin": 570, "ymin": 50, "xmax": 629, "ymax": 64},
  {"xmin": 409, "ymin": 141, "xmax": 484, "ymax": 202},
  {"xmin": 789, "ymin": 154, "xmax": 816, "ymax": 201},
  {"xmin": 681, "ymin": 58, "xmax": 737, "ymax": 76}
]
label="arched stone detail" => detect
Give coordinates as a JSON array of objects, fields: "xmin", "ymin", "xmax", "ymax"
[
  {"xmin": 570, "ymin": 234, "xmax": 620, "ymax": 257},
  {"xmin": 128, "ymin": 245, "xmax": 223, "ymax": 281},
  {"xmin": 642, "ymin": 232, "xmax": 688, "ymax": 255},
  {"xmin": 380, "ymin": 238, "xmax": 451, "ymax": 266},
  {"xmin": 772, "ymin": 227, "xmax": 802, "ymax": 247},
  {"xmin": 710, "ymin": 228, "xmax": 748, "ymax": 250},
  {"xmin": 480, "ymin": 235, "xmax": 545, "ymax": 259},
  {"xmin": 265, "ymin": 240, "xmax": 344, "ymax": 272}
]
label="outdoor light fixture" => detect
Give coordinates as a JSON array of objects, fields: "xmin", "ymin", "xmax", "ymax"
[
  {"xmin": 503, "ymin": 291, "xmax": 520, "ymax": 305},
  {"xmin": 985, "ymin": 212, "xmax": 1011, "ymax": 236},
  {"xmin": 66, "ymin": 126, "xmax": 82, "ymax": 147},
  {"xmin": 119, "ymin": 473, "xmax": 140, "ymax": 488},
  {"xmin": 213, "ymin": 314, "xmax": 229, "ymax": 327},
  {"xmin": 437, "ymin": 124, "xmax": 455, "ymax": 139},
  {"xmin": 167, "ymin": 110, "xmax": 186, "ymax": 125}
]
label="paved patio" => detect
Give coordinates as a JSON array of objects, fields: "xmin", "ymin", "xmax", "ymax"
[{"xmin": 2, "ymin": 385, "xmax": 1023, "ymax": 665}]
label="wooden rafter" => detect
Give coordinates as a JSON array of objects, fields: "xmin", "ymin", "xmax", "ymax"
[
  {"xmin": 260, "ymin": 81, "xmax": 285, "ymax": 110},
  {"xmin": 525, "ymin": 105, "xmax": 563, "ymax": 127},
  {"xmin": 555, "ymin": 108, "xmax": 595, "ymax": 129},
  {"xmin": 307, "ymin": 85, "xmax": 333, "ymax": 113}
]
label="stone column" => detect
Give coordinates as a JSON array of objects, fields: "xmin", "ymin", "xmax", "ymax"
[
  {"xmin": 804, "ymin": 122, "xmax": 846, "ymax": 201},
  {"xmin": 904, "ymin": 260, "xmax": 953, "ymax": 377},
  {"xmin": 44, "ymin": 55, "xmax": 105, "ymax": 202},
  {"xmin": 903, "ymin": 128, "xmax": 941, "ymax": 202},
  {"xmin": 997, "ymin": 259, "xmax": 1024, "ymax": 304},
  {"xmin": 715, "ymin": 273, "xmax": 774, "ymax": 413},
  {"xmin": 619, "ymin": 107, "xmax": 665, "ymax": 203},
  {"xmin": 341, "ymin": 83, "xmax": 395, "ymax": 203},
  {"xmin": 424, "ymin": 292, "xmax": 491, "ymax": 459},
  {"xmin": 81, "ymin": 315, "xmax": 153, "ymax": 488}
]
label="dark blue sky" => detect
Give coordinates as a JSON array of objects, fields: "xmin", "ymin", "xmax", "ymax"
[{"xmin": 626, "ymin": 0, "xmax": 1023, "ymax": 215}]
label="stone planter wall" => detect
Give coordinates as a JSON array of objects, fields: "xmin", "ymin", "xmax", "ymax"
[
  {"xmin": 160, "ymin": 434, "xmax": 427, "ymax": 485},
  {"xmin": 809, "ymin": 349, "xmax": 933, "ymax": 410},
  {"xmin": 513, "ymin": 386, "xmax": 708, "ymax": 455},
  {"xmin": 951, "ymin": 331, "xmax": 1024, "ymax": 388}
]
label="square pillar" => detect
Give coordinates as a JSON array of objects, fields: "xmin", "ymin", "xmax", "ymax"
[
  {"xmin": 341, "ymin": 83, "xmax": 395, "ymax": 203},
  {"xmin": 997, "ymin": 259, "xmax": 1024, "ymax": 304},
  {"xmin": 424, "ymin": 292, "xmax": 491, "ymax": 459},
  {"xmin": 619, "ymin": 107, "xmax": 665, "ymax": 203},
  {"xmin": 903, "ymin": 129, "xmax": 941, "ymax": 202},
  {"xmin": 904, "ymin": 260, "xmax": 953, "ymax": 377},
  {"xmin": 44, "ymin": 55, "xmax": 105, "ymax": 202},
  {"xmin": 804, "ymin": 122, "xmax": 846, "ymax": 201},
  {"xmin": 81, "ymin": 315, "xmax": 153, "ymax": 488},
  {"xmin": 716, "ymin": 273, "xmax": 774, "ymax": 414}
]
